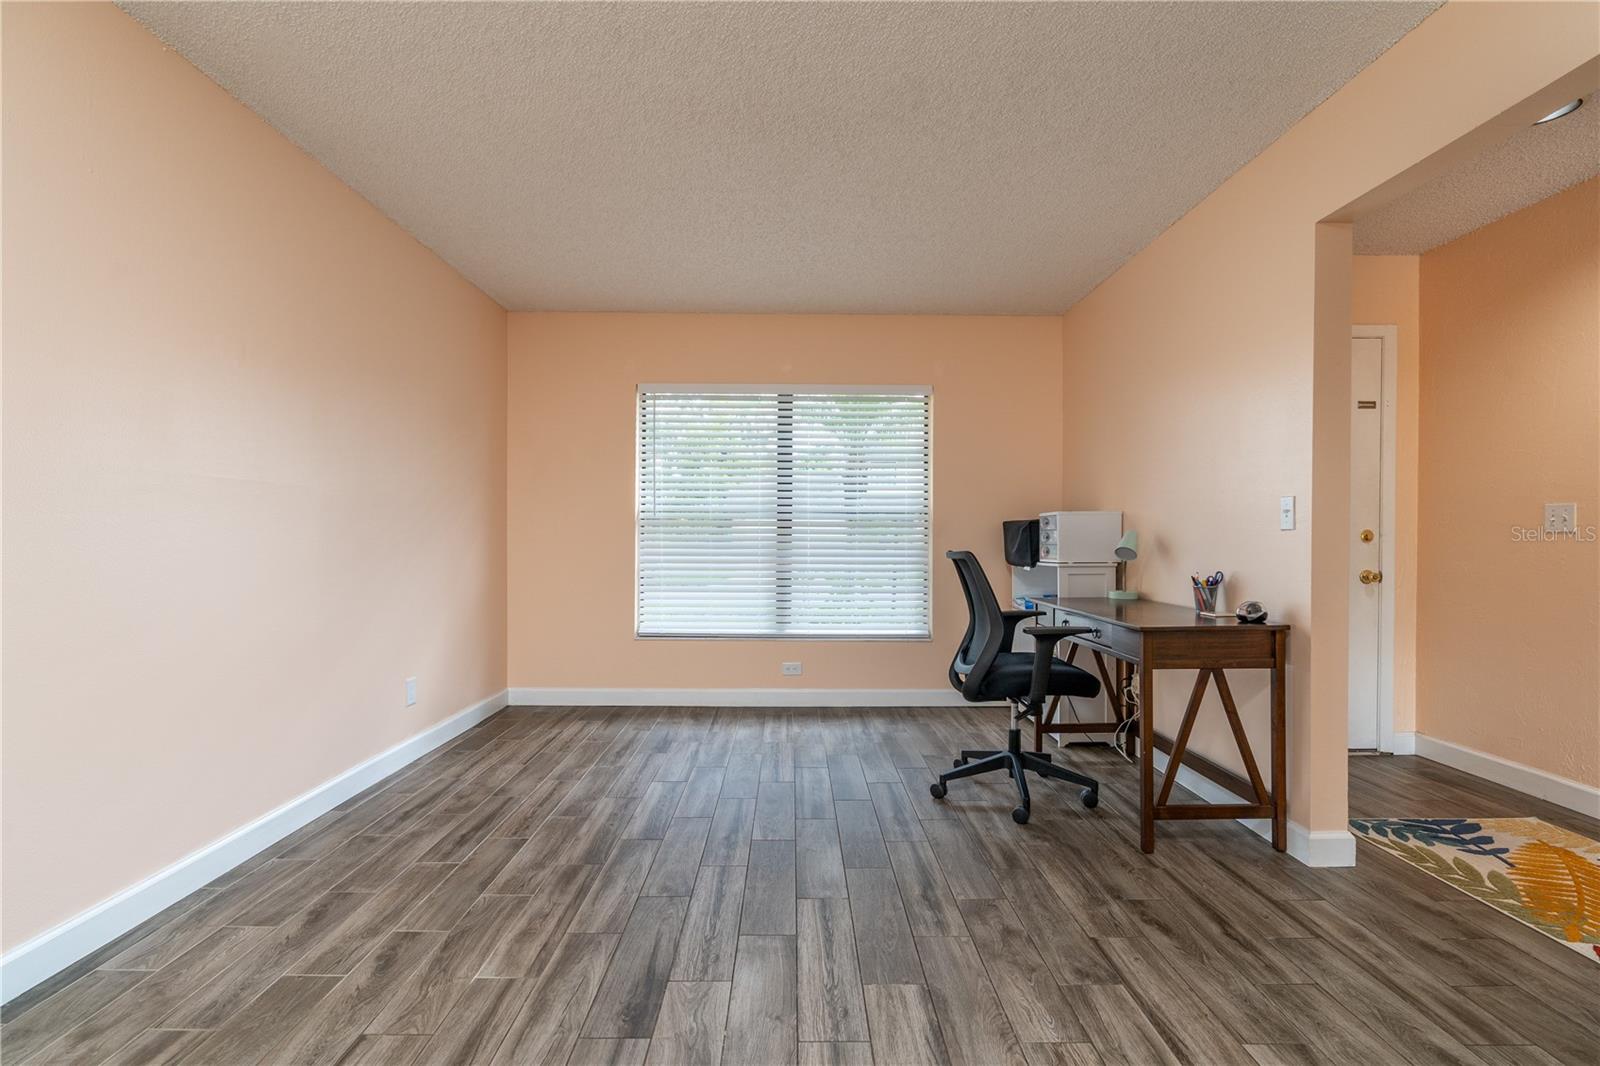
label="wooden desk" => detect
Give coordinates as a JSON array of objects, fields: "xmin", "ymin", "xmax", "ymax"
[{"xmin": 1026, "ymin": 597, "xmax": 1289, "ymax": 853}]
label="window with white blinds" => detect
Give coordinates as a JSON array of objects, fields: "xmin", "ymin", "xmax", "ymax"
[{"xmin": 636, "ymin": 386, "xmax": 932, "ymax": 638}]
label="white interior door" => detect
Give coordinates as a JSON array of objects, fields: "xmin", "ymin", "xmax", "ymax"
[{"xmin": 1348, "ymin": 336, "xmax": 1383, "ymax": 749}]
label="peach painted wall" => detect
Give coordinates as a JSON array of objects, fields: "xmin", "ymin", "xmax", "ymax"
[
  {"xmin": 1, "ymin": 3, "xmax": 508, "ymax": 951},
  {"xmin": 507, "ymin": 313, "xmax": 1061, "ymax": 691},
  {"xmin": 1351, "ymin": 255, "xmax": 1421, "ymax": 735},
  {"xmin": 1058, "ymin": 1, "xmax": 1599, "ymax": 835},
  {"xmin": 1417, "ymin": 178, "xmax": 1599, "ymax": 787}
]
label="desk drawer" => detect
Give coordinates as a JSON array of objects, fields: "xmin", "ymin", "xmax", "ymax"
[{"xmin": 1057, "ymin": 610, "xmax": 1140, "ymax": 660}]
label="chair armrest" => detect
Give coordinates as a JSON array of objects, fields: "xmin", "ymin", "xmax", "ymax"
[
  {"xmin": 1021, "ymin": 625, "xmax": 1097, "ymax": 711},
  {"xmin": 1000, "ymin": 608, "xmax": 1044, "ymax": 647}
]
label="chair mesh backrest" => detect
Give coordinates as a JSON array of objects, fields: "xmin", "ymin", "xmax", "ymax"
[{"xmin": 946, "ymin": 550, "xmax": 1004, "ymax": 694}]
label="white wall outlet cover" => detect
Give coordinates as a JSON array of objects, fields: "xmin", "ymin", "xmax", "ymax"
[
  {"xmin": 1544, "ymin": 502, "xmax": 1577, "ymax": 534},
  {"xmin": 781, "ymin": 662, "xmax": 803, "ymax": 676},
  {"xmin": 404, "ymin": 677, "xmax": 418, "ymax": 706},
  {"xmin": 1279, "ymin": 495, "xmax": 1296, "ymax": 531}
]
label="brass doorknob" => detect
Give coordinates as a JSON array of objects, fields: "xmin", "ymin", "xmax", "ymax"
[
  {"xmin": 1359, "ymin": 529, "xmax": 1374, "ymax": 543},
  {"xmin": 1359, "ymin": 569, "xmax": 1383, "ymax": 585}
]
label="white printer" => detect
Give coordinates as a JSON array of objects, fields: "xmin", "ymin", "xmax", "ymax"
[{"xmin": 1038, "ymin": 510, "xmax": 1123, "ymax": 564}]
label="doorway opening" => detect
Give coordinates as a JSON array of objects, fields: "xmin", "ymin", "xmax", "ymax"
[{"xmin": 1329, "ymin": 72, "xmax": 1598, "ymax": 810}]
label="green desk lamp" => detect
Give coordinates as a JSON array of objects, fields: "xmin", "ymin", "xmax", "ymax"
[{"xmin": 1108, "ymin": 530, "xmax": 1140, "ymax": 600}]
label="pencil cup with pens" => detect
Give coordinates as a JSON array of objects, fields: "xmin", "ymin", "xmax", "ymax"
[{"xmin": 1192, "ymin": 571, "xmax": 1224, "ymax": 614}]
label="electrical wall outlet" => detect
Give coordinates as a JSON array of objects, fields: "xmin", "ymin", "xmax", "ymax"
[
  {"xmin": 781, "ymin": 662, "xmax": 803, "ymax": 677},
  {"xmin": 404, "ymin": 676, "xmax": 418, "ymax": 706},
  {"xmin": 1544, "ymin": 502, "xmax": 1577, "ymax": 534},
  {"xmin": 1279, "ymin": 495, "xmax": 1296, "ymax": 531}
]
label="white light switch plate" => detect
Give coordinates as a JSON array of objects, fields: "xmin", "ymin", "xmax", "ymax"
[
  {"xmin": 404, "ymin": 676, "xmax": 418, "ymax": 706},
  {"xmin": 1279, "ymin": 496, "xmax": 1296, "ymax": 531},
  {"xmin": 1544, "ymin": 502, "xmax": 1577, "ymax": 534}
]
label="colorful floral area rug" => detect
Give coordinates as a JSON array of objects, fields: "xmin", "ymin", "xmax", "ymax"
[{"xmin": 1349, "ymin": 817, "xmax": 1600, "ymax": 963}]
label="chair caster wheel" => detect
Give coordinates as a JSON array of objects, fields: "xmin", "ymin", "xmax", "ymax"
[
  {"xmin": 1080, "ymin": 788, "xmax": 1099, "ymax": 809},
  {"xmin": 953, "ymin": 758, "xmax": 965, "ymax": 768},
  {"xmin": 929, "ymin": 782, "xmax": 947, "ymax": 799},
  {"xmin": 1012, "ymin": 806, "xmax": 1030, "ymax": 825}
]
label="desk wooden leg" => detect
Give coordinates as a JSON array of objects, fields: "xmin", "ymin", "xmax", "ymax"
[
  {"xmin": 1271, "ymin": 631, "xmax": 1288, "ymax": 852},
  {"xmin": 1139, "ymin": 661, "xmax": 1155, "ymax": 853},
  {"xmin": 1089, "ymin": 651, "xmax": 1120, "ymax": 748}
]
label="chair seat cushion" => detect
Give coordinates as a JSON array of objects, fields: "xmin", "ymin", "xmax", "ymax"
[{"xmin": 977, "ymin": 652, "xmax": 1102, "ymax": 701}]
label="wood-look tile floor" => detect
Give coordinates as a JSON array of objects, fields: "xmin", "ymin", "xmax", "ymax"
[{"xmin": 5, "ymin": 706, "xmax": 1598, "ymax": 1065}]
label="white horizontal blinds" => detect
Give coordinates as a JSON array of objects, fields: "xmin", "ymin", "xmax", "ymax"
[
  {"xmin": 637, "ymin": 392, "xmax": 780, "ymax": 636},
  {"xmin": 781, "ymin": 392, "xmax": 931, "ymax": 635},
  {"xmin": 637, "ymin": 388, "xmax": 931, "ymax": 638}
]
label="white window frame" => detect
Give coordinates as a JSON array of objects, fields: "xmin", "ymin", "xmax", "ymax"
[{"xmin": 634, "ymin": 383, "xmax": 933, "ymax": 641}]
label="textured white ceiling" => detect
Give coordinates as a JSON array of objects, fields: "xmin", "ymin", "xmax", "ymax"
[
  {"xmin": 1354, "ymin": 94, "xmax": 1599, "ymax": 254},
  {"xmin": 123, "ymin": 1, "xmax": 1439, "ymax": 313}
]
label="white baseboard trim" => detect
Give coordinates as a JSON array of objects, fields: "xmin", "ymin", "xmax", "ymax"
[
  {"xmin": 0, "ymin": 688, "xmax": 511, "ymax": 1005},
  {"xmin": 1390, "ymin": 731, "xmax": 1417, "ymax": 755},
  {"xmin": 507, "ymin": 687, "xmax": 1000, "ymax": 708},
  {"xmin": 1414, "ymin": 734, "xmax": 1600, "ymax": 818},
  {"xmin": 1151, "ymin": 749, "xmax": 1355, "ymax": 867}
]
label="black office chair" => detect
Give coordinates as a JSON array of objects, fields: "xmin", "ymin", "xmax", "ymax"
[{"xmin": 931, "ymin": 550, "xmax": 1101, "ymax": 823}]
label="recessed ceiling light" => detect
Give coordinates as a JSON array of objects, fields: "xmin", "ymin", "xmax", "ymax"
[{"xmin": 1534, "ymin": 99, "xmax": 1583, "ymax": 125}]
